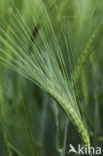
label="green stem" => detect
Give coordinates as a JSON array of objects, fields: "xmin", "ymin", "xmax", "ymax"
[{"xmin": 0, "ymin": 81, "xmax": 7, "ymax": 156}]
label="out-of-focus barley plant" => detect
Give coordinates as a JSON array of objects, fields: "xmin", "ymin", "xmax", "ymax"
[{"xmin": 0, "ymin": 0, "xmax": 103, "ymax": 156}]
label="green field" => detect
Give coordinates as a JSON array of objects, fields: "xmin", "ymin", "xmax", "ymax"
[{"xmin": 0, "ymin": 0, "xmax": 103, "ymax": 156}]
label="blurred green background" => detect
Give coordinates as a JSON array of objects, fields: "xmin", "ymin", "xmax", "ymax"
[{"xmin": 0, "ymin": 0, "xmax": 103, "ymax": 156}]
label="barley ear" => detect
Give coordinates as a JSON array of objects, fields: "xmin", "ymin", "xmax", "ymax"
[
  {"xmin": 49, "ymin": 89, "xmax": 90, "ymax": 147},
  {"xmin": 72, "ymin": 24, "xmax": 103, "ymax": 84}
]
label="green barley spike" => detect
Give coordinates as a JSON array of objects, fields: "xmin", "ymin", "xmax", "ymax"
[
  {"xmin": 49, "ymin": 89, "xmax": 90, "ymax": 147},
  {"xmin": 72, "ymin": 24, "xmax": 103, "ymax": 84}
]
